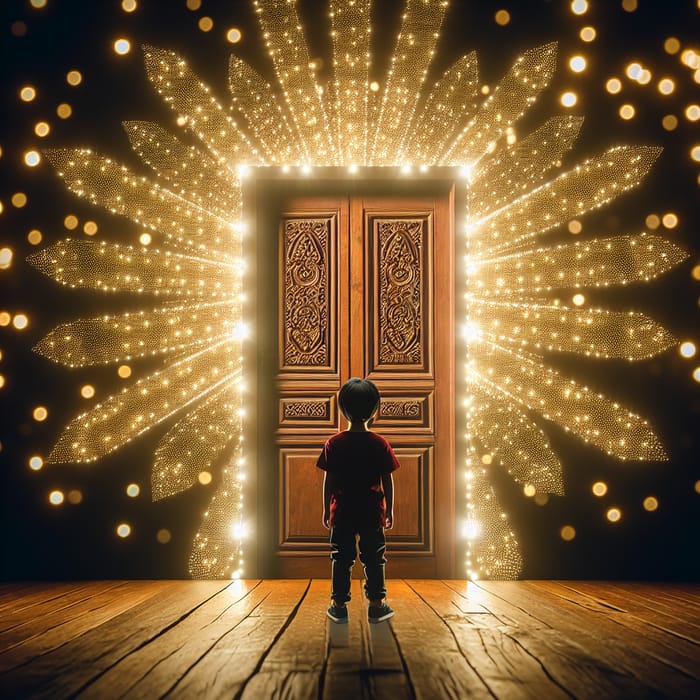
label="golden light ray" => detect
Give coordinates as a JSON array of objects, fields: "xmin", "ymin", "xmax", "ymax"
[
  {"xmin": 32, "ymin": 0, "xmax": 687, "ymax": 579},
  {"xmin": 123, "ymin": 121, "xmax": 242, "ymax": 219},
  {"xmin": 152, "ymin": 383, "xmax": 241, "ymax": 501},
  {"xmin": 469, "ymin": 388, "xmax": 564, "ymax": 495},
  {"xmin": 33, "ymin": 301, "xmax": 239, "ymax": 367}
]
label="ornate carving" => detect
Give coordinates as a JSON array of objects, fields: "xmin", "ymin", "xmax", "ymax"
[
  {"xmin": 377, "ymin": 219, "xmax": 424, "ymax": 365},
  {"xmin": 282, "ymin": 400, "xmax": 329, "ymax": 420},
  {"xmin": 380, "ymin": 399, "xmax": 422, "ymax": 419},
  {"xmin": 282, "ymin": 217, "xmax": 331, "ymax": 366}
]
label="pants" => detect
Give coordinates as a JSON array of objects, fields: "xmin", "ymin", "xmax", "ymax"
[{"xmin": 330, "ymin": 525, "xmax": 387, "ymax": 604}]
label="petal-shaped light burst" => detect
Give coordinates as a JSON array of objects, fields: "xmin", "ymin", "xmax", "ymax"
[{"xmin": 30, "ymin": 0, "xmax": 687, "ymax": 580}]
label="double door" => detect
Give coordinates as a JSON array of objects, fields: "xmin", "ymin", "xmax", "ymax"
[{"xmin": 259, "ymin": 189, "xmax": 455, "ymax": 578}]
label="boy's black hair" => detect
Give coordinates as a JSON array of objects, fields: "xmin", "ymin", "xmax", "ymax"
[{"xmin": 338, "ymin": 377, "xmax": 380, "ymax": 423}]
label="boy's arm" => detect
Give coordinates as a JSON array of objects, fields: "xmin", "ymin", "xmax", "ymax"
[
  {"xmin": 383, "ymin": 473, "xmax": 394, "ymax": 529},
  {"xmin": 322, "ymin": 472, "xmax": 332, "ymax": 529}
]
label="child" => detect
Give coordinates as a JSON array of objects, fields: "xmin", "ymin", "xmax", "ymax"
[{"xmin": 317, "ymin": 377, "xmax": 400, "ymax": 624}]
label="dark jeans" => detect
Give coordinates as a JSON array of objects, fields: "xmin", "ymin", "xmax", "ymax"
[{"xmin": 330, "ymin": 525, "xmax": 387, "ymax": 604}]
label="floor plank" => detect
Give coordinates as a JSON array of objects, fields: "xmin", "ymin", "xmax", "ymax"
[
  {"xmin": 238, "ymin": 579, "xmax": 328, "ymax": 699},
  {"xmin": 166, "ymin": 579, "xmax": 310, "ymax": 699},
  {"xmin": 408, "ymin": 579, "xmax": 571, "ymax": 699},
  {"xmin": 476, "ymin": 581, "xmax": 699, "ymax": 698},
  {"xmin": 389, "ymin": 579, "xmax": 492, "ymax": 698},
  {"xmin": 78, "ymin": 579, "xmax": 264, "ymax": 699},
  {"xmin": 1, "ymin": 581, "xmax": 229, "ymax": 699},
  {"xmin": 0, "ymin": 580, "xmax": 697, "ymax": 700}
]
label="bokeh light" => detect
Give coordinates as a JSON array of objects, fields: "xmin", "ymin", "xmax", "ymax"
[
  {"xmin": 12, "ymin": 314, "xmax": 29, "ymax": 330},
  {"xmin": 0, "ymin": 248, "xmax": 12, "ymax": 269},
  {"xmin": 523, "ymin": 484, "xmax": 536, "ymax": 497},
  {"xmin": 68, "ymin": 490, "xmax": 83, "ymax": 504},
  {"xmin": 568, "ymin": 219, "xmax": 583, "ymax": 234},
  {"xmin": 80, "ymin": 384, "xmax": 95, "ymax": 399},
  {"xmin": 12, "ymin": 193, "xmax": 28, "ymax": 208},
  {"xmin": 118, "ymin": 364, "xmax": 132, "ymax": 378},
  {"xmin": 643, "ymin": 496, "xmax": 659, "ymax": 512},
  {"xmin": 27, "ymin": 229, "xmax": 43, "ymax": 245},
  {"xmin": 606, "ymin": 507, "xmax": 622, "ymax": 523},
  {"xmin": 34, "ymin": 121, "xmax": 51, "ymax": 137},
  {"xmin": 664, "ymin": 37, "xmax": 680, "ymax": 55},
  {"xmin": 64, "ymin": 214, "xmax": 79, "ymax": 230},
  {"xmin": 619, "ymin": 104, "xmax": 636, "ymax": 120},
  {"xmin": 494, "ymin": 10, "xmax": 510, "ymax": 26},
  {"xmin": 580, "ymin": 26, "xmax": 596, "ymax": 42},
  {"xmin": 57, "ymin": 103, "xmax": 73, "ymax": 119},
  {"xmin": 83, "ymin": 221, "xmax": 98, "ymax": 236},
  {"xmin": 33, "ymin": 406, "xmax": 48, "ymax": 421},
  {"xmin": 126, "ymin": 483, "xmax": 141, "ymax": 497},
  {"xmin": 685, "ymin": 104, "xmax": 700, "ymax": 122},
  {"xmin": 20, "ymin": 86, "xmax": 36, "ymax": 102},
  {"xmin": 606, "ymin": 78, "xmax": 622, "ymax": 94},
  {"xmin": 186, "ymin": 0, "xmax": 202, "ymax": 9},
  {"xmin": 571, "ymin": 0, "xmax": 588, "ymax": 15},
  {"xmin": 24, "ymin": 150, "xmax": 41, "ymax": 167},
  {"xmin": 139, "ymin": 232, "xmax": 152, "ymax": 245},
  {"xmin": 29, "ymin": 456, "xmax": 44, "ymax": 471},
  {"xmin": 560, "ymin": 525, "xmax": 576, "ymax": 541},
  {"xmin": 569, "ymin": 55, "xmax": 587, "ymax": 73},
  {"xmin": 11, "ymin": 21, "xmax": 27, "ymax": 37},
  {"xmin": 49, "ymin": 490, "xmax": 65, "ymax": 506},
  {"xmin": 534, "ymin": 493, "xmax": 549, "ymax": 506},
  {"xmin": 198, "ymin": 471, "xmax": 213, "ymax": 485},
  {"xmin": 226, "ymin": 28, "xmax": 242, "ymax": 43},
  {"xmin": 645, "ymin": 214, "xmax": 661, "ymax": 229},
  {"xmin": 658, "ymin": 78, "xmax": 675, "ymax": 95},
  {"xmin": 121, "ymin": 0, "xmax": 137, "ymax": 12},
  {"xmin": 116, "ymin": 523, "xmax": 132, "ymax": 537},
  {"xmin": 592, "ymin": 481, "xmax": 608, "ymax": 497},
  {"xmin": 66, "ymin": 70, "xmax": 83, "ymax": 86},
  {"xmin": 662, "ymin": 114, "xmax": 678, "ymax": 131},
  {"xmin": 114, "ymin": 38, "xmax": 131, "ymax": 55},
  {"xmin": 157, "ymin": 528, "xmax": 172, "ymax": 544},
  {"xmin": 560, "ymin": 91, "xmax": 577, "ymax": 107},
  {"xmin": 198, "ymin": 17, "xmax": 214, "ymax": 32},
  {"xmin": 662, "ymin": 213, "xmax": 678, "ymax": 229}
]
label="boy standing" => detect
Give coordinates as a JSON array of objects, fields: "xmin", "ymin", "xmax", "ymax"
[{"xmin": 317, "ymin": 377, "xmax": 400, "ymax": 624}]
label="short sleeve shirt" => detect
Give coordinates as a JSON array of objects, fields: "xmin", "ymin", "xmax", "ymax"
[{"xmin": 317, "ymin": 431, "xmax": 400, "ymax": 528}]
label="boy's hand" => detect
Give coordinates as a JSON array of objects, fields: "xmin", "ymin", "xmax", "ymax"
[{"xmin": 384, "ymin": 513, "xmax": 394, "ymax": 529}]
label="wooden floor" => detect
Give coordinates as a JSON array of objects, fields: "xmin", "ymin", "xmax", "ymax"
[{"xmin": 0, "ymin": 580, "xmax": 698, "ymax": 699}]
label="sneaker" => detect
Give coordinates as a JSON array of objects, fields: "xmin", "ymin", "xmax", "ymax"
[
  {"xmin": 368, "ymin": 602, "xmax": 394, "ymax": 623},
  {"xmin": 327, "ymin": 604, "xmax": 348, "ymax": 624}
]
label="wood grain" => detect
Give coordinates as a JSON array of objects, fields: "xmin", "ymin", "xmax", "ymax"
[{"xmin": 0, "ymin": 580, "xmax": 697, "ymax": 699}]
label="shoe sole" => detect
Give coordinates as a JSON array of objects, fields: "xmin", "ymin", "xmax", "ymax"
[
  {"xmin": 368, "ymin": 611, "xmax": 394, "ymax": 623},
  {"xmin": 327, "ymin": 611, "xmax": 348, "ymax": 624}
]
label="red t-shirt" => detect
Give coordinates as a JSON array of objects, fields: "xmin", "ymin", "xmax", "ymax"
[{"xmin": 317, "ymin": 431, "xmax": 400, "ymax": 528}]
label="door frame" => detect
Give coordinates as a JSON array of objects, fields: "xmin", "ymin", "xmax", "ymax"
[{"xmin": 244, "ymin": 168, "xmax": 466, "ymax": 578}]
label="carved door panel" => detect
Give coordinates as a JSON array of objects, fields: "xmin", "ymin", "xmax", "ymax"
[{"xmin": 271, "ymin": 193, "xmax": 454, "ymax": 578}]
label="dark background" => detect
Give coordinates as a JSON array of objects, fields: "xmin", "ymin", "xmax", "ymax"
[{"xmin": 0, "ymin": 0, "xmax": 698, "ymax": 580}]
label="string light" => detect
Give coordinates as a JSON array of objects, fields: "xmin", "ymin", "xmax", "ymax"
[{"xmin": 30, "ymin": 0, "xmax": 686, "ymax": 581}]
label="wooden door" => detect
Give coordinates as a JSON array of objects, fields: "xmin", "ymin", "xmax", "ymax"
[{"xmin": 266, "ymin": 190, "xmax": 455, "ymax": 578}]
